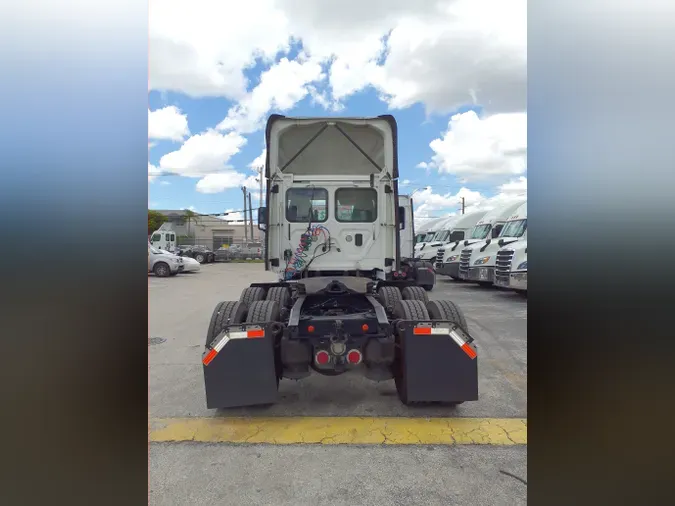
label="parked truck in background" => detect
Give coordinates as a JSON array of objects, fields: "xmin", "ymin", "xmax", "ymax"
[
  {"xmin": 415, "ymin": 211, "xmax": 487, "ymax": 264},
  {"xmin": 458, "ymin": 202, "xmax": 527, "ymax": 287},
  {"xmin": 149, "ymin": 223, "xmax": 177, "ymax": 252},
  {"xmin": 494, "ymin": 239, "xmax": 527, "ymax": 294},
  {"xmin": 436, "ymin": 200, "xmax": 526, "ymax": 280},
  {"xmin": 201, "ymin": 114, "xmax": 478, "ymax": 409},
  {"xmin": 413, "ymin": 216, "xmax": 446, "ymax": 246}
]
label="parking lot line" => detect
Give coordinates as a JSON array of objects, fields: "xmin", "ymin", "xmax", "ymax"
[{"xmin": 149, "ymin": 416, "xmax": 527, "ymax": 445}]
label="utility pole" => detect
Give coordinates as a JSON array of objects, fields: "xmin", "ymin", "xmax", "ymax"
[
  {"xmin": 460, "ymin": 197, "xmax": 465, "ymax": 215},
  {"xmin": 241, "ymin": 186, "xmax": 248, "ymax": 242},
  {"xmin": 248, "ymin": 192, "xmax": 254, "ymax": 241},
  {"xmin": 258, "ymin": 165, "xmax": 263, "ymax": 206}
]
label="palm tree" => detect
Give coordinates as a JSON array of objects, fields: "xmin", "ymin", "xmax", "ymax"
[{"xmin": 183, "ymin": 209, "xmax": 201, "ymax": 239}]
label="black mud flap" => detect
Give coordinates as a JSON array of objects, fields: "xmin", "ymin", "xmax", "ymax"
[
  {"xmin": 396, "ymin": 320, "xmax": 478, "ymax": 403},
  {"xmin": 202, "ymin": 322, "xmax": 280, "ymax": 409},
  {"xmin": 415, "ymin": 266, "xmax": 436, "ymax": 287}
]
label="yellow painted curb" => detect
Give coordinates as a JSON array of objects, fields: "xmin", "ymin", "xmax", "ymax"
[{"xmin": 149, "ymin": 417, "xmax": 527, "ymax": 445}]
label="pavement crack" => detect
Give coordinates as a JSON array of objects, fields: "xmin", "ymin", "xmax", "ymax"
[{"xmin": 499, "ymin": 470, "xmax": 527, "ymax": 486}]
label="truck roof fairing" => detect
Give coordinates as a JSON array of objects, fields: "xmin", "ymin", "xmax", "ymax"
[{"xmin": 264, "ymin": 114, "xmax": 399, "ymax": 180}]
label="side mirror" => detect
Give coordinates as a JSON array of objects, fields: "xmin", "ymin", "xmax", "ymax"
[
  {"xmin": 257, "ymin": 207, "xmax": 267, "ymax": 231},
  {"xmin": 398, "ymin": 206, "xmax": 405, "ymax": 230}
]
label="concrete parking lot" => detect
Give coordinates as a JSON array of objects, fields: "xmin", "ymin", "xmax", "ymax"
[{"xmin": 149, "ymin": 263, "xmax": 527, "ymax": 505}]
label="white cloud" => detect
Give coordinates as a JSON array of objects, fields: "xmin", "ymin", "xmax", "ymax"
[
  {"xmin": 216, "ymin": 57, "xmax": 325, "ymax": 135},
  {"xmin": 412, "ymin": 177, "xmax": 527, "ymax": 222},
  {"xmin": 248, "ymin": 149, "xmax": 267, "ymax": 171},
  {"xmin": 426, "ymin": 110, "xmax": 527, "ymax": 181},
  {"xmin": 219, "ymin": 209, "xmax": 246, "ymax": 221},
  {"xmin": 195, "ymin": 173, "xmax": 248, "ymax": 194},
  {"xmin": 158, "ymin": 129, "xmax": 247, "ymax": 177},
  {"xmin": 148, "ymin": 162, "xmax": 163, "ymax": 182},
  {"xmin": 159, "ymin": 181, "xmax": 170, "ymax": 186},
  {"xmin": 150, "ymin": 0, "xmax": 526, "ymax": 119},
  {"xmin": 413, "ymin": 186, "xmax": 484, "ymax": 219},
  {"xmin": 149, "ymin": 0, "xmax": 291, "ymax": 98},
  {"xmin": 148, "ymin": 106, "xmax": 190, "ymax": 141}
]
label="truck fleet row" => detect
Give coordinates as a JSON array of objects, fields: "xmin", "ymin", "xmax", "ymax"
[{"xmin": 426, "ymin": 200, "xmax": 527, "ymax": 294}]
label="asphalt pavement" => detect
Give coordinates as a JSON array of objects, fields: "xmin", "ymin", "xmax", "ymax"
[{"xmin": 149, "ymin": 263, "xmax": 527, "ymax": 505}]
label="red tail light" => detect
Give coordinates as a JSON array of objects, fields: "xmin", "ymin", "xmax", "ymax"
[
  {"xmin": 347, "ymin": 350, "xmax": 362, "ymax": 365},
  {"xmin": 315, "ymin": 350, "xmax": 330, "ymax": 365}
]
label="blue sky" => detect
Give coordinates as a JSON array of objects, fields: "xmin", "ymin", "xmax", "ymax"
[{"xmin": 148, "ymin": 0, "xmax": 527, "ymax": 223}]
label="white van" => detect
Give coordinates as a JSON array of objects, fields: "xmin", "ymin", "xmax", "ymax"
[
  {"xmin": 458, "ymin": 202, "xmax": 527, "ymax": 286},
  {"xmin": 494, "ymin": 239, "xmax": 527, "ymax": 293},
  {"xmin": 415, "ymin": 211, "xmax": 487, "ymax": 263},
  {"xmin": 436, "ymin": 200, "xmax": 526, "ymax": 279}
]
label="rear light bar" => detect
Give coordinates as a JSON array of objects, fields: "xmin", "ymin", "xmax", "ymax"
[
  {"xmin": 202, "ymin": 326, "xmax": 265, "ymax": 366},
  {"xmin": 413, "ymin": 323, "xmax": 477, "ymax": 360}
]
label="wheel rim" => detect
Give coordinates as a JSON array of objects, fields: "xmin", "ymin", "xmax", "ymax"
[
  {"xmin": 157, "ymin": 265, "xmax": 168, "ymax": 276},
  {"xmin": 196, "ymin": 255, "xmax": 204, "ymax": 262}
]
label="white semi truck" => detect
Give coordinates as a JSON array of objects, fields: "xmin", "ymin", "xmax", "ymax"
[
  {"xmin": 414, "ymin": 211, "xmax": 487, "ymax": 264},
  {"xmin": 458, "ymin": 202, "xmax": 527, "ymax": 286},
  {"xmin": 149, "ymin": 222, "xmax": 177, "ymax": 252},
  {"xmin": 494, "ymin": 239, "xmax": 527, "ymax": 294},
  {"xmin": 414, "ymin": 216, "xmax": 446, "ymax": 246},
  {"xmin": 201, "ymin": 114, "xmax": 478, "ymax": 408},
  {"xmin": 435, "ymin": 200, "xmax": 526, "ymax": 280}
]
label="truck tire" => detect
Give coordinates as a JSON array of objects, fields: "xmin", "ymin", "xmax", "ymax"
[
  {"xmin": 245, "ymin": 300, "xmax": 281, "ymax": 323},
  {"xmin": 239, "ymin": 286, "xmax": 266, "ymax": 306},
  {"xmin": 195, "ymin": 253, "xmax": 206, "ymax": 264},
  {"xmin": 401, "ymin": 286, "xmax": 428, "ymax": 304},
  {"xmin": 205, "ymin": 301, "xmax": 247, "ymax": 347},
  {"xmin": 153, "ymin": 262, "xmax": 171, "ymax": 278},
  {"xmin": 393, "ymin": 299, "xmax": 430, "ymax": 320},
  {"xmin": 266, "ymin": 286, "xmax": 290, "ymax": 308},
  {"xmin": 377, "ymin": 286, "xmax": 402, "ymax": 314},
  {"xmin": 426, "ymin": 300, "xmax": 468, "ymax": 332}
]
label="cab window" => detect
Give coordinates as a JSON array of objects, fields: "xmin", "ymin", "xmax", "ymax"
[
  {"xmin": 336, "ymin": 188, "xmax": 377, "ymax": 222},
  {"xmin": 286, "ymin": 188, "xmax": 328, "ymax": 222}
]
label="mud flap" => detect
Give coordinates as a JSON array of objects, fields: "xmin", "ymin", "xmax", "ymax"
[
  {"xmin": 415, "ymin": 266, "xmax": 435, "ymax": 287},
  {"xmin": 202, "ymin": 322, "xmax": 280, "ymax": 409},
  {"xmin": 396, "ymin": 320, "xmax": 478, "ymax": 403}
]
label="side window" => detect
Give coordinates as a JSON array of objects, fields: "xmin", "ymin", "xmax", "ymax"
[
  {"xmin": 286, "ymin": 188, "xmax": 328, "ymax": 223},
  {"xmin": 151, "ymin": 233, "xmax": 161, "ymax": 242},
  {"xmin": 170, "ymin": 234, "xmax": 175, "ymax": 241},
  {"xmin": 448, "ymin": 231, "xmax": 464, "ymax": 242},
  {"xmin": 336, "ymin": 188, "xmax": 378, "ymax": 222},
  {"xmin": 492, "ymin": 225, "xmax": 503, "ymax": 238},
  {"xmin": 398, "ymin": 206, "xmax": 406, "ymax": 229}
]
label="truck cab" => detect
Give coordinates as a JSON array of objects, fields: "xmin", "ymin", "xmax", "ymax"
[
  {"xmin": 494, "ymin": 239, "xmax": 527, "ymax": 293},
  {"xmin": 149, "ymin": 223, "xmax": 177, "ymax": 252},
  {"xmin": 458, "ymin": 202, "xmax": 527, "ymax": 286},
  {"xmin": 415, "ymin": 211, "xmax": 487, "ymax": 263},
  {"xmin": 260, "ymin": 116, "xmax": 399, "ymax": 280},
  {"xmin": 436, "ymin": 200, "xmax": 526, "ymax": 280},
  {"xmin": 413, "ymin": 216, "xmax": 446, "ymax": 249}
]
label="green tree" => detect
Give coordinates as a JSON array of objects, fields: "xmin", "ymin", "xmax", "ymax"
[{"xmin": 148, "ymin": 210, "xmax": 168, "ymax": 235}]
